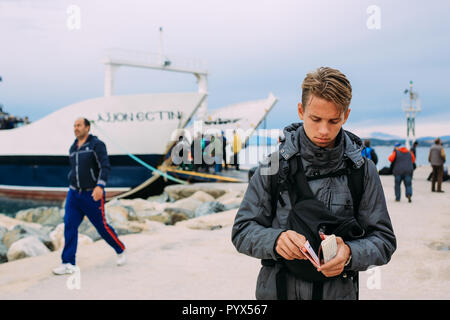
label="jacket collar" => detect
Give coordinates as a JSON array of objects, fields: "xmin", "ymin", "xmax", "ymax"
[
  {"xmin": 279, "ymin": 122, "xmax": 364, "ymax": 171},
  {"xmin": 72, "ymin": 134, "xmax": 94, "ymax": 149}
]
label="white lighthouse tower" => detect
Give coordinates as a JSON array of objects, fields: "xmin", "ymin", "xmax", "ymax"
[{"xmin": 402, "ymin": 81, "xmax": 421, "ymax": 149}]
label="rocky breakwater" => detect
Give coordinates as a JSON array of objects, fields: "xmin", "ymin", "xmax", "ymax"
[{"xmin": 0, "ymin": 182, "xmax": 247, "ymax": 264}]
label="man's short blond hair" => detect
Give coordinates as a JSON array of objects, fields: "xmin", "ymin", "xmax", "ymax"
[{"xmin": 301, "ymin": 67, "xmax": 352, "ymax": 114}]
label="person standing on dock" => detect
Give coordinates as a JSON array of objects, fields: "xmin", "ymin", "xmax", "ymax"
[
  {"xmin": 361, "ymin": 139, "xmax": 378, "ymax": 165},
  {"xmin": 221, "ymin": 131, "xmax": 228, "ymax": 170},
  {"xmin": 410, "ymin": 140, "xmax": 419, "ymax": 175},
  {"xmin": 210, "ymin": 134, "xmax": 223, "ymax": 173},
  {"xmin": 52, "ymin": 117, "xmax": 126, "ymax": 275},
  {"xmin": 388, "ymin": 143, "xmax": 416, "ymax": 202},
  {"xmin": 191, "ymin": 132, "xmax": 203, "ymax": 172},
  {"xmin": 232, "ymin": 129, "xmax": 242, "ymax": 170},
  {"xmin": 410, "ymin": 141, "xmax": 419, "ymax": 159},
  {"xmin": 428, "ymin": 138, "xmax": 446, "ymax": 192}
]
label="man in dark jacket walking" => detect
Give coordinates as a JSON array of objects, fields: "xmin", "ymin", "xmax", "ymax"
[
  {"xmin": 388, "ymin": 143, "xmax": 416, "ymax": 202},
  {"xmin": 428, "ymin": 138, "xmax": 446, "ymax": 192},
  {"xmin": 53, "ymin": 118, "xmax": 126, "ymax": 275},
  {"xmin": 231, "ymin": 67, "xmax": 396, "ymax": 300}
]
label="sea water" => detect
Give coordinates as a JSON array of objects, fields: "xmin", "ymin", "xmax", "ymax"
[{"xmin": 238, "ymin": 145, "xmax": 450, "ymax": 171}]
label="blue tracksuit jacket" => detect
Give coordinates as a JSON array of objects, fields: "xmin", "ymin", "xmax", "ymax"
[{"xmin": 68, "ymin": 134, "xmax": 110, "ymax": 189}]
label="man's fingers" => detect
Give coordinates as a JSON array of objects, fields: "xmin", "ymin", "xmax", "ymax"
[
  {"xmin": 283, "ymin": 239, "xmax": 306, "ymax": 260},
  {"xmin": 320, "ymin": 263, "xmax": 345, "ymax": 276},
  {"xmin": 319, "ymin": 238, "xmax": 348, "ymax": 271},
  {"xmin": 319, "ymin": 257, "xmax": 342, "ymax": 271},
  {"xmin": 319, "ymin": 262, "xmax": 345, "ymax": 276},
  {"xmin": 277, "ymin": 239, "xmax": 306, "ymax": 260},
  {"xmin": 276, "ymin": 231, "xmax": 308, "ymax": 260},
  {"xmin": 284, "ymin": 231, "xmax": 307, "ymax": 259},
  {"xmin": 321, "ymin": 269, "xmax": 343, "ymax": 277},
  {"xmin": 286, "ymin": 232, "xmax": 306, "ymax": 251},
  {"xmin": 91, "ymin": 188, "xmax": 103, "ymax": 201},
  {"xmin": 278, "ymin": 246, "xmax": 294, "ymax": 260}
]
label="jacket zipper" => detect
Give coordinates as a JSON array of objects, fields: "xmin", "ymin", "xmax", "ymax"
[
  {"xmin": 75, "ymin": 151, "xmax": 80, "ymax": 188},
  {"xmin": 90, "ymin": 168, "xmax": 96, "ymax": 181},
  {"xmin": 327, "ymin": 188, "xmax": 332, "ymax": 210}
]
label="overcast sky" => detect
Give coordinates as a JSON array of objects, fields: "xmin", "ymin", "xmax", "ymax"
[{"xmin": 1, "ymin": 0, "xmax": 449, "ymax": 137}]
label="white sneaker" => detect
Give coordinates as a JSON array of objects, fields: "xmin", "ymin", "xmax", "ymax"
[
  {"xmin": 52, "ymin": 263, "xmax": 77, "ymax": 275},
  {"xmin": 116, "ymin": 250, "xmax": 126, "ymax": 266}
]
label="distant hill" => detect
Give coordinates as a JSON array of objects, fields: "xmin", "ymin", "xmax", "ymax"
[
  {"xmin": 366, "ymin": 132, "xmax": 402, "ymax": 140},
  {"xmin": 361, "ymin": 136, "xmax": 450, "ymax": 147},
  {"xmin": 361, "ymin": 138, "xmax": 405, "ymax": 147}
]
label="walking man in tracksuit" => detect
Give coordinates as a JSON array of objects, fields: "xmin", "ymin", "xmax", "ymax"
[{"xmin": 53, "ymin": 118, "xmax": 126, "ymax": 275}]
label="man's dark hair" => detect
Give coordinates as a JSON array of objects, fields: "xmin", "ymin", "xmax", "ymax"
[
  {"xmin": 364, "ymin": 139, "xmax": 371, "ymax": 147},
  {"xmin": 83, "ymin": 118, "xmax": 91, "ymax": 127},
  {"xmin": 435, "ymin": 138, "xmax": 441, "ymax": 145}
]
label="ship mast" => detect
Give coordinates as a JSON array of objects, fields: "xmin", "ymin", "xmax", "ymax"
[{"xmin": 102, "ymin": 28, "xmax": 209, "ymax": 121}]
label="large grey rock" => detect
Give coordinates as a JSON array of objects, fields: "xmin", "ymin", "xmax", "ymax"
[
  {"xmin": 78, "ymin": 218, "xmax": 101, "ymax": 242},
  {"xmin": 215, "ymin": 190, "xmax": 244, "ymax": 203},
  {"xmin": 15, "ymin": 207, "xmax": 64, "ymax": 228},
  {"xmin": 105, "ymin": 206, "xmax": 129, "ymax": 225},
  {"xmin": 114, "ymin": 199, "xmax": 163, "ymax": 214},
  {"xmin": 163, "ymin": 207, "xmax": 195, "ymax": 219},
  {"xmin": 2, "ymin": 224, "xmax": 55, "ymax": 251},
  {"xmin": 188, "ymin": 191, "xmax": 215, "ymax": 203},
  {"xmin": 78, "ymin": 216, "xmax": 143, "ymax": 241},
  {"xmin": 0, "ymin": 214, "xmax": 42, "ymax": 230},
  {"xmin": 220, "ymin": 197, "xmax": 243, "ymax": 211},
  {"xmin": 165, "ymin": 197, "xmax": 203, "ymax": 212},
  {"xmin": 121, "ymin": 205, "xmax": 138, "ymax": 221},
  {"xmin": 164, "ymin": 184, "xmax": 227, "ymax": 201},
  {"xmin": 168, "ymin": 212, "xmax": 189, "ymax": 225},
  {"xmin": 7, "ymin": 236, "xmax": 51, "ymax": 261},
  {"xmin": 143, "ymin": 211, "xmax": 171, "ymax": 224},
  {"xmin": 111, "ymin": 224, "xmax": 143, "ymax": 236},
  {"xmin": 0, "ymin": 242, "xmax": 8, "ymax": 264},
  {"xmin": 194, "ymin": 201, "xmax": 226, "ymax": 217},
  {"xmin": 49, "ymin": 223, "xmax": 93, "ymax": 251},
  {"xmin": 0, "ymin": 225, "xmax": 7, "ymax": 242},
  {"xmin": 146, "ymin": 193, "xmax": 170, "ymax": 203},
  {"xmin": 133, "ymin": 210, "xmax": 165, "ymax": 222},
  {"xmin": 175, "ymin": 209, "xmax": 238, "ymax": 230}
]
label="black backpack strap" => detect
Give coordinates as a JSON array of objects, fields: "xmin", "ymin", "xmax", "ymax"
[
  {"xmin": 269, "ymin": 151, "xmax": 298, "ymax": 216},
  {"xmin": 306, "ymin": 168, "xmax": 348, "ymax": 181},
  {"xmin": 345, "ymin": 158, "xmax": 366, "ymax": 216},
  {"xmin": 270, "ymin": 170, "xmax": 280, "ymax": 217}
]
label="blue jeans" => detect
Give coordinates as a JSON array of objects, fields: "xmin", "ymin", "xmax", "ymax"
[{"xmin": 394, "ymin": 174, "xmax": 412, "ymax": 200}]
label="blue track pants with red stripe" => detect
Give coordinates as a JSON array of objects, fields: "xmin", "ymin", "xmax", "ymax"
[{"xmin": 62, "ymin": 188, "xmax": 125, "ymax": 265}]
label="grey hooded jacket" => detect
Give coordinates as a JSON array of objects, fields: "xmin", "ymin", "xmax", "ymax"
[{"xmin": 231, "ymin": 123, "xmax": 396, "ymax": 300}]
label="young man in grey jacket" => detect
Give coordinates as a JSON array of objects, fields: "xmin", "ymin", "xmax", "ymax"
[{"xmin": 231, "ymin": 67, "xmax": 396, "ymax": 300}]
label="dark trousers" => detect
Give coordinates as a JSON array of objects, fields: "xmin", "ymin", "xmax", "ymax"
[
  {"xmin": 223, "ymin": 149, "xmax": 228, "ymax": 169},
  {"xmin": 394, "ymin": 174, "xmax": 412, "ymax": 200},
  {"xmin": 233, "ymin": 153, "xmax": 239, "ymax": 170},
  {"xmin": 62, "ymin": 189, "xmax": 125, "ymax": 265},
  {"xmin": 431, "ymin": 165, "xmax": 444, "ymax": 191}
]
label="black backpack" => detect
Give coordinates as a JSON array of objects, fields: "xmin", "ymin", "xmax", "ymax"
[{"xmin": 269, "ymin": 154, "xmax": 366, "ymax": 219}]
